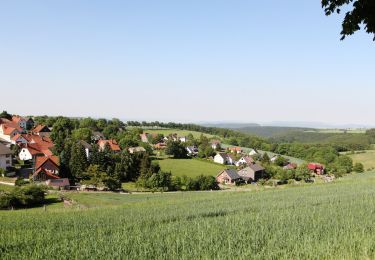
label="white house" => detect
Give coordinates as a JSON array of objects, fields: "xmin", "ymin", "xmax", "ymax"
[
  {"xmin": 214, "ymin": 153, "xmax": 236, "ymax": 165},
  {"xmin": 0, "ymin": 124, "xmax": 20, "ymax": 142},
  {"xmin": 186, "ymin": 146, "xmax": 198, "ymax": 156},
  {"xmin": 78, "ymin": 140, "xmax": 92, "ymax": 158},
  {"xmin": 19, "ymin": 146, "xmax": 43, "ymax": 161},
  {"xmin": 211, "ymin": 140, "xmax": 221, "ymax": 150},
  {"xmin": 0, "ymin": 143, "xmax": 12, "ymax": 170},
  {"xmin": 179, "ymin": 136, "xmax": 187, "ymax": 143},
  {"xmin": 235, "ymin": 156, "xmax": 255, "ymax": 167},
  {"xmin": 249, "ymin": 149, "xmax": 258, "ymax": 156}
]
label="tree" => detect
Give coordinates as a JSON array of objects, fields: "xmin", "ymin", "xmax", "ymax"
[
  {"xmin": 295, "ymin": 164, "xmax": 312, "ymax": 181},
  {"xmin": 72, "ymin": 128, "xmax": 92, "ymax": 143},
  {"xmin": 165, "ymin": 141, "xmax": 188, "ymax": 159},
  {"xmin": 353, "ymin": 162, "xmax": 365, "ymax": 173},
  {"xmin": 274, "ymin": 156, "xmax": 288, "ymax": 167},
  {"xmin": 322, "ymin": 0, "xmax": 375, "ymax": 40},
  {"xmin": 0, "ymin": 110, "xmax": 12, "ymax": 120},
  {"xmin": 262, "ymin": 153, "xmax": 271, "ymax": 164},
  {"xmin": 69, "ymin": 142, "xmax": 88, "ymax": 180},
  {"xmin": 50, "ymin": 118, "xmax": 75, "ymax": 154}
]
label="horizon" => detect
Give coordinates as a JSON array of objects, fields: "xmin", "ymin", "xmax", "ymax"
[{"xmin": 1, "ymin": 1, "xmax": 374, "ymax": 125}]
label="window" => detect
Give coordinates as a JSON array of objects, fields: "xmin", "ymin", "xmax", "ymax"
[
  {"xmin": 6, "ymin": 154, "xmax": 10, "ymax": 158},
  {"xmin": 6, "ymin": 160, "xmax": 10, "ymax": 164}
]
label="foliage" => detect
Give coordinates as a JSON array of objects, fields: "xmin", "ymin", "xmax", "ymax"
[
  {"xmin": 0, "ymin": 185, "xmax": 46, "ymax": 209},
  {"xmin": 353, "ymin": 162, "xmax": 365, "ymax": 173},
  {"xmin": 71, "ymin": 128, "xmax": 92, "ymax": 143},
  {"xmin": 165, "ymin": 141, "xmax": 188, "ymax": 159},
  {"xmin": 322, "ymin": 0, "xmax": 375, "ymax": 40},
  {"xmin": 0, "ymin": 110, "xmax": 12, "ymax": 120}
]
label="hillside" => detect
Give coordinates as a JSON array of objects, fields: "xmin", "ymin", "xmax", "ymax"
[{"xmin": 1, "ymin": 173, "xmax": 375, "ymax": 259}]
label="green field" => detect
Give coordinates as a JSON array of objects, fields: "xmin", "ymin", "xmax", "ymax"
[
  {"xmin": 144, "ymin": 129, "xmax": 216, "ymax": 139},
  {"xmin": 157, "ymin": 158, "xmax": 227, "ymax": 177},
  {"xmin": 347, "ymin": 150, "xmax": 375, "ymax": 170},
  {"xmin": 2, "ymin": 173, "xmax": 375, "ymax": 258}
]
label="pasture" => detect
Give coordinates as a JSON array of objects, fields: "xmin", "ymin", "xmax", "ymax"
[
  {"xmin": 2, "ymin": 173, "xmax": 375, "ymax": 259},
  {"xmin": 157, "ymin": 158, "xmax": 227, "ymax": 178},
  {"xmin": 347, "ymin": 150, "xmax": 375, "ymax": 170}
]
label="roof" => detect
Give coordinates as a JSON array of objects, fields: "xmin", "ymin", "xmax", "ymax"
[
  {"xmin": 32, "ymin": 124, "xmax": 50, "ymax": 133},
  {"xmin": 229, "ymin": 147, "xmax": 242, "ymax": 151},
  {"xmin": 216, "ymin": 152, "xmax": 228, "ymax": 159},
  {"xmin": 78, "ymin": 140, "xmax": 92, "ymax": 150},
  {"xmin": 248, "ymin": 163, "xmax": 265, "ymax": 172},
  {"xmin": 239, "ymin": 156, "xmax": 255, "ymax": 164},
  {"xmin": 238, "ymin": 164, "xmax": 265, "ymax": 177},
  {"xmin": 217, "ymin": 169, "xmax": 241, "ymax": 180},
  {"xmin": 35, "ymin": 156, "xmax": 60, "ymax": 170},
  {"xmin": 98, "ymin": 139, "xmax": 121, "ymax": 151},
  {"xmin": 0, "ymin": 143, "xmax": 12, "ymax": 155},
  {"xmin": 128, "ymin": 146, "xmax": 146, "ymax": 153},
  {"xmin": 308, "ymin": 163, "xmax": 324, "ymax": 170},
  {"xmin": 1, "ymin": 124, "xmax": 18, "ymax": 135},
  {"xmin": 11, "ymin": 115, "xmax": 26, "ymax": 123}
]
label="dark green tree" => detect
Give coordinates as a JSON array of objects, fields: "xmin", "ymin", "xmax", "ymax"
[
  {"xmin": 322, "ymin": 0, "xmax": 375, "ymax": 40},
  {"xmin": 69, "ymin": 142, "xmax": 88, "ymax": 180}
]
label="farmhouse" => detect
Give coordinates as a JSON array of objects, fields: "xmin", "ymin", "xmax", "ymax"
[
  {"xmin": 235, "ymin": 156, "xmax": 255, "ymax": 167},
  {"xmin": 238, "ymin": 164, "xmax": 265, "ymax": 183},
  {"xmin": 216, "ymin": 169, "xmax": 241, "ymax": 185},
  {"xmin": 0, "ymin": 143, "xmax": 12, "ymax": 170}
]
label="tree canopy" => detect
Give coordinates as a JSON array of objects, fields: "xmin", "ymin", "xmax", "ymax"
[{"xmin": 322, "ymin": 0, "xmax": 375, "ymax": 40}]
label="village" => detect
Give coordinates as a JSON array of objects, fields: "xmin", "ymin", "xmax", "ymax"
[{"xmin": 0, "ymin": 113, "xmax": 329, "ymax": 191}]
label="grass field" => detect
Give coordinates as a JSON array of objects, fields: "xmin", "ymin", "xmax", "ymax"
[
  {"xmin": 346, "ymin": 150, "xmax": 375, "ymax": 170},
  {"xmin": 144, "ymin": 129, "xmax": 216, "ymax": 139},
  {"xmin": 157, "ymin": 158, "xmax": 228, "ymax": 177},
  {"xmin": 1, "ymin": 173, "xmax": 375, "ymax": 258}
]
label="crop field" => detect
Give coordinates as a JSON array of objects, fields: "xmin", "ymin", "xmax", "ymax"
[
  {"xmin": 347, "ymin": 150, "xmax": 375, "ymax": 170},
  {"xmin": 157, "ymin": 158, "xmax": 228, "ymax": 178},
  {"xmin": 1, "ymin": 173, "xmax": 375, "ymax": 259},
  {"xmin": 144, "ymin": 129, "xmax": 216, "ymax": 139}
]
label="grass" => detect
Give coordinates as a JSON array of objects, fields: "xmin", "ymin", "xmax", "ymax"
[
  {"xmin": 2, "ymin": 172, "xmax": 375, "ymax": 258},
  {"xmin": 0, "ymin": 183, "xmax": 15, "ymax": 192},
  {"xmin": 157, "ymin": 158, "xmax": 228, "ymax": 178},
  {"xmin": 346, "ymin": 150, "xmax": 375, "ymax": 170},
  {"xmin": 0, "ymin": 176, "xmax": 17, "ymax": 183},
  {"xmin": 144, "ymin": 129, "xmax": 216, "ymax": 139}
]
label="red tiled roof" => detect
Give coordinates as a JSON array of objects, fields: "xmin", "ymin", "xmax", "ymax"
[
  {"xmin": 32, "ymin": 124, "xmax": 50, "ymax": 133},
  {"xmin": 98, "ymin": 139, "xmax": 121, "ymax": 151},
  {"xmin": 11, "ymin": 116, "xmax": 26, "ymax": 123},
  {"xmin": 35, "ymin": 155, "xmax": 60, "ymax": 170}
]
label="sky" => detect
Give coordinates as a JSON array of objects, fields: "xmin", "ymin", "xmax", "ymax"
[{"xmin": 0, "ymin": 1, "xmax": 374, "ymax": 126}]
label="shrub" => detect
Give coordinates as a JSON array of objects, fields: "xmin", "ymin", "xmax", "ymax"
[
  {"xmin": 353, "ymin": 163, "xmax": 364, "ymax": 173},
  {"xmin": 0, "ymin": 185, "xmax": 46, "ymax": 209}
]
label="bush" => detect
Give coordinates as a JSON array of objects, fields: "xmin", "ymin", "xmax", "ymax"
[
  {"xmin": 0, "ymin": 185, "xmax": 47, "ymax": 209},
  {"xmin": 15, "ymin": 178, "xmax": 30, "ymax": 186},
  {"xmin": 353, "ymin": 163, "xmax": 364, "ymax": 173}
]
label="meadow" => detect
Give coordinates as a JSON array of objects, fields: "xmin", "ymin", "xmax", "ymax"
[
  {"xmin": 157, "ymin": 158, "xmax": 228, "ymax": 177},
  {"xmin": 347, "ymin": 150, "xmax": 375, "ymax": 170},
  {"xmin": 2, "ymin": 173, "xmax": 375, "ymax": 259}
]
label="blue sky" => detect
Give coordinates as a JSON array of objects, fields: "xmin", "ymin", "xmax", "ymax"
[{"xmin": 0, "ymin": 1, "xmax": 374, "ymax": 126}]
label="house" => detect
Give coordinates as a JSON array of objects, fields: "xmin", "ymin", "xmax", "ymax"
[
  {"xmin": 26, "ymin": 117, "xmax": 35, "ymax": 130},
  {"xmin": 186, "ymin": 146, "xmax": 199, "ymax": 156},
  {"xmin": 0, "ymin": 143, "xmax": 12, "ymax": 170},
  {"xmin": 11, "ymin": 134, "xmax": 29, "ymax": 145},
  {"xmin": 211, "ymin": 140, "xmax": 221, "ymax": 150},
  {"xmin": 92, "ymin": 131, "xmax": 105, "ymax": 141},
  {"xmin": 228, "ymin": 147, "xmax": 243, "ymax": 154},
  {"xmin": 235, "ymin": 156, "xmax": 255, "ymax": 167},
  {"xmin": 78, "ymin": 140, "xmax": 92, "ymax": 158},
  {"xmin": 308, "ymin": 163, "xmax": 325, "ymax": 175},
  {"xmin": 0, "ymin": 124, "xmax": 21, "ymax": 142},
  {"xmin": 32, "ymin": 156, "xmax": 60, "ymax": 181},
  {"xmin": 179, "ymin": 136, "xmax": 187, "ymax": 143},
  {"xmin": 216, "ymin": 169, "xmax": 241, "ymax": 185},
  {"xmin": 214, "ymin": 153, "xmax": 229, "ymax": 164},
  {"xmin": 32, "ymin": 125, "xmax": 51, "ymax": 137},
  {"xmin": 11, "ymin": 116, "xmax": 27, "ymax": 130},
  {"xmin": 18, "ymin": 134, "xmax": 54, "ymax": 161},
  {"xmin": 214, "ymin": 153, "xmax": 236, "ymax": 165},
  {"xmin": 19, "ymin": 143, "xmax": 53, "ymax": 161},
  {"xmin": 238, "ymin": 164, "xmax": 265, "ymax": 183},
  {"xmin": 98, "ymin": 139, "xmax": 121, "ymax": 152},
  {"xmin": 128, "ymin": 146, "xmax": 146, "ymax": 154},
  {"xmin": 249, "ymin": 149, "xmax": 258, "ymax": 156}
]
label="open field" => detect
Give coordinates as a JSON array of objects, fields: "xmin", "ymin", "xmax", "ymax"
[
  {"xmin": 157, "ymin": 158, "xmax": 228, "ymax": 178},
  {"xmin": 144, "ymin": 129, "xmax": 216, "ymax": 139},
  {"xmin": 346, "ymin": 150, "xmax": 375, "ymax": 170},
  {"xmin": 2, "ymin": 173, "xmax": 375, "ymax": 258}
]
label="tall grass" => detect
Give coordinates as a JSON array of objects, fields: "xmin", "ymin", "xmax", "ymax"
[{"xmin": 1, "ymin": 173, "xmax": 375, "ymax": 259}]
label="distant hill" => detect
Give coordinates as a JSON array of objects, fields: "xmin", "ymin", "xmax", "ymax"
[{"xmin": 200, "ymin": 123, "xmax": 261, "ymax": 129}]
